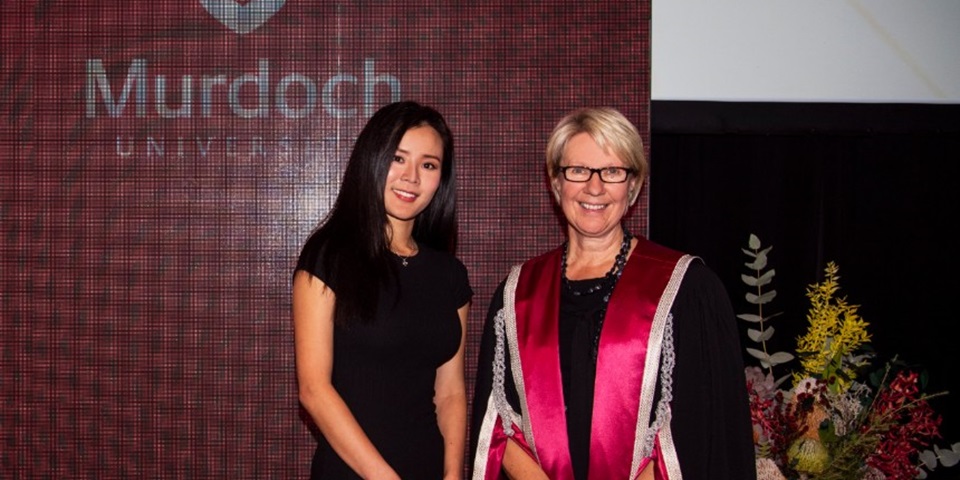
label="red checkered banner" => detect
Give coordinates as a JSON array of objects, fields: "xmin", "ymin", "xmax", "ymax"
[{"xmin": 1, "ymin": 1, "xmax": 650, "ymax": 477}]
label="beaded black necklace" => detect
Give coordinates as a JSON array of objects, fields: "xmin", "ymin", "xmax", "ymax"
[
  {"xmin": 561, "ymin": 229, "xmax": 632, "ymax": 296},
  {"xmin": 561, "ymin": 229, "xmax": 633, "ymax": 361}
]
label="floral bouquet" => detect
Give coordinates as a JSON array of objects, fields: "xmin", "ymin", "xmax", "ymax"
[{"xmin": 738, "ymin": 235, "xmax": 959, "ymax": 479}]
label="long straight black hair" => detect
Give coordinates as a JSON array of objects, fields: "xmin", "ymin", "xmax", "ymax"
[{"xmin": 298, "ymin": 101, "xmax": 457, "ymax": 326}]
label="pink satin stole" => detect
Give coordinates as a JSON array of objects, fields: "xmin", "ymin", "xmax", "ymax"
[{"xmin": 513, "ymin": 239, "xmax": 682, "ymax": 480}]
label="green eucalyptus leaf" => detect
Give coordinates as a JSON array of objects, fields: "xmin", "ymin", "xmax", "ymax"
[
  {"xmin": 747, "ymin": 328, "xmax": 763, "ymax": 342},
  {"xmin": 737, "ymin": 313, "xmax": 763, "ymax": 323},
  {"xmin": 939, "ymin": 445, "xmax": 960, "ymax": 467},
  {"xmin": 741, "ymin": 248, "xmax": 758, "ymax": 258},
  {"xmin": 755, "ymin": 269, "xmax": 776, "ymax": 287},
  {"xmin": 746, "ymin": 291, "xmax": 777, "ymax": 305},
  {"xmin": 757, "ymin": 291, "xmax": 776, "ymax": 303},
  {"xmin": 765, "ymin": 311, "xmax": 784, "ymax": 321},
  {"xmin": 753, "ymin": 255, "xmax": 768, "ymax": 270},
  {"xmin": 741, "ymin": 274, "xmax": 759, "ymax": 287},
  {"xmin": 748, "ymin": 234, "xmax": 760, "ymax": 250},
  {"xmin": 758, "ymin": 326, "xmax": 775, "ymax": 341},
  {"xmin": 768, "ymin": 352, "xmax": 794, "ymax": 364},
  {"xmin": 746, "ymin": 348, "xmax": 769, "ymax": 362},
  {"xmin": 919, "ymin": 449, "xmax": 938, "ymax": 469}
]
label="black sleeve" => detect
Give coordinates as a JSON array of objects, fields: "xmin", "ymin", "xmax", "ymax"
[
  {"xmin": 469, "ymin": 279, "xmax": 504, "ymax": 467},
  {"xmin": 669, "ymin": 261, "xmax": 757, "ymax": 479},
  {"xmin": 452, "ymin": 256, "xmax": 474, "ymax": 308},
  {"xmin": 469, "ymin": 278, "xmax": 521, "ymax": 470},
  {"xmin": 294, "ymin": 231, "xmax": 333, "ymax": 287}
]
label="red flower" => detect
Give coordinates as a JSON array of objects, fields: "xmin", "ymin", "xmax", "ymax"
[{"xmin": 866, "ymin": 371, "xmax": 942, "ymax": 479}]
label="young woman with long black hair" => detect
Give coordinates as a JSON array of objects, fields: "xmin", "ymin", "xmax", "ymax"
[{"xmin": 293, "ymin": 101, "xmax": 472, "ymax": 479}]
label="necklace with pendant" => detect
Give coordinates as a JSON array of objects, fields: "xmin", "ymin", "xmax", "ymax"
[{"xmin": 393, "ymin": 245, "xmax": 418, "ymax": 267}]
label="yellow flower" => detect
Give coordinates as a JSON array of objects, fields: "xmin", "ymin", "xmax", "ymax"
[
  {"xmin": 787, "ymin": 437, "xmax": 831, "ymax": 474},
  {"xmin": 793, "ymin": 262, "xmax": 870, "ymax": 392}
]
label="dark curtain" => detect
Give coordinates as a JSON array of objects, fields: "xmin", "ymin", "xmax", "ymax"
[{"xmin": 649, "ymin": 101, "xmax": 960, "ymax": 468}]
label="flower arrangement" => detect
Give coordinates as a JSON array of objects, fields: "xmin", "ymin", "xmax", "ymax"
[{"xmin": 739, "ymin": 234, "xmax": 959, "ymax": 479}]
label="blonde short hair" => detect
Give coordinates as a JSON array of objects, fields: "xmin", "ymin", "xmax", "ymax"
[{"xmin": 545, "ymin": 107, "xmax": 647, "ymax": 183}]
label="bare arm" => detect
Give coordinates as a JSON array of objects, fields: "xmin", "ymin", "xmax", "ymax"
[
  {"xmin": 502, "ymin": 440, "xmax": 549, "ymax": 480},
  {"xmin": 434, "ymin": 302, "xmax": 470, "ymax": 480},
  {"xmin": 292, "ymin": 270, "xmax": 400, "ymax": 480},
  {"xmin": 637, "ymin": 462, "xmax": 655, "ymax": 480}
]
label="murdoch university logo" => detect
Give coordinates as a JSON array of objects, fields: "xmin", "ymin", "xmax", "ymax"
[{"xmin": 201, "ymin": 0, "xmax": 286, "ymax": 34}]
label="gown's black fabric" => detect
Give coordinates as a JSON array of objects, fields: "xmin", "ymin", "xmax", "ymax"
[
  {"xmin": 297, "ymin": 246, "xmax": 472, "ymax": 479},
  {"xmin": 470, "ymin": 259, "xmax": 757, "ymax": 480}
]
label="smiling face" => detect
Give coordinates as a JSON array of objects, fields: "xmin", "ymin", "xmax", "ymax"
[
  {"xmin": 553, "ymin": 132, "xmax": 639, "ymax": 242},
  {"xmin": 383, "ymin": 125, "xmax": 445, "ymax": 228}
]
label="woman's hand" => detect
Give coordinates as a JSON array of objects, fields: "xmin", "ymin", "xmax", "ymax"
[{"xmin": 502, "ymin": 439, "xmax": 549, "ymax": 480}]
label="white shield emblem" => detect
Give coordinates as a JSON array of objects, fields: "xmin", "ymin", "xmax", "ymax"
[{"xmin": 201, "ymin": 0, "xmax": 287, "ymax": 34}]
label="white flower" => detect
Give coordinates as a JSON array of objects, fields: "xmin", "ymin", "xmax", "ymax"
[
  {"xmin": 793, "ymin": 376, "xmax": 819, "ymax": 396},
  {"xmin": 755, "ymin": 458, "xmax": 788, "ymax": 480},
  {"xmin": 745, "ymin": 366, "xmax": 777, "ymax": 399}
]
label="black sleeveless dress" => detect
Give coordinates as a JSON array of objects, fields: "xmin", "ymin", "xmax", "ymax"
[{"xmin": 296, "ymin": 246, "xmax": 472, "ymax": 479}]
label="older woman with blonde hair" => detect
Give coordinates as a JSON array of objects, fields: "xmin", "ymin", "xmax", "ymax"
[{"xmin": 471, "ymin": 107, "xmax": 755, "ymax": 479}]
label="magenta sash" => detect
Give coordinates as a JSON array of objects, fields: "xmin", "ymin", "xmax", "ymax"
[{"xmin": 513, "ymin": 238, "xmax": 683, "ymax": 479}]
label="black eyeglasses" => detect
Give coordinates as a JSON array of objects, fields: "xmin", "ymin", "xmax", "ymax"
[{"xmin": 558, "ymin": 166, "xmax": 635, "ymax": 183}]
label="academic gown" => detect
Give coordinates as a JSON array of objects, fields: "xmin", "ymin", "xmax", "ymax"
[{"xmin": 470, "ymin": 237, "xmax": 756, "ymax": 480}]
